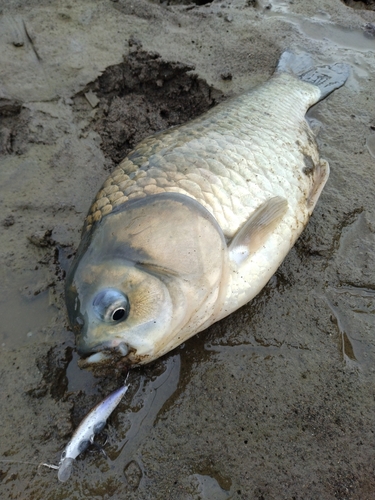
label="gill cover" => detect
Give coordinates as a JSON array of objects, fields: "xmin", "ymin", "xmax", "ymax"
[{"xmin": 65, "ymin": 193, "xmax": 228, "ymax": 366}]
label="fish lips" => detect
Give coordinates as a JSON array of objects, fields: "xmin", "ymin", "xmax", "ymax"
[
  {"xmin": 77, "ymin": 340, "xmax": 134, "ymax": 373},
  {"xmin": 76, "ymin": 323, "xmax": 153, "ymax": 371}
]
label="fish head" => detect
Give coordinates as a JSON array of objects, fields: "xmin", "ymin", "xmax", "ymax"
[
  {"xmin": 66, "ymin": 258, "xmax": 176, "ymax": 367},
  {"xmin": 58, "ymin": 457, "xmax": 75, "ymax": 482},
  {"xmin": 65, "ymin": 193, "xmax": 228, "ymax": 371}
]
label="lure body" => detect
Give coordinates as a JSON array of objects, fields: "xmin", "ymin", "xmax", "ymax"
[{"xmin": 57, "ymin": 384, "xmax": 128, "ymax": 481}]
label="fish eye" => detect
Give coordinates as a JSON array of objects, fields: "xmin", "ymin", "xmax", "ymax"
[
  {"xmin": 92, "ymin": 289, "xmax": 130, "ymax": 323},
  {"xmin": 111, "ymin": 307, "xmax": 126, "ymax": 321}
]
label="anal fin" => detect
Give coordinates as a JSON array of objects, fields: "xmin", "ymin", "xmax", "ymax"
[{"xmin": 229, "ymin": 197, "xmax": 288, "ymax": 265}]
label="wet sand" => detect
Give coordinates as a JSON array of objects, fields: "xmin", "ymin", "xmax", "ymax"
[{"xmin": 0, "ymin": 1, "xmax": 375, "ymax": 498}]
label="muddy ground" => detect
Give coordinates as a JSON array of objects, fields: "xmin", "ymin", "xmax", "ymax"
[{"xmin": 0, "ymin": 0, "xmax": 375, "ymax": 499}]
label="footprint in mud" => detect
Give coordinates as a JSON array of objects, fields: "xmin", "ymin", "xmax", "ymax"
[
  {"xmin": 321, "ymin": 210, "xmax": 375, "ymax": 369},
  {"xmin": 335, "ymin": 211, "xmax": 375, "ymax": 287},
  {"xmin": 323, "ymin": 288, "xmax": 375, "ymax": 370}
]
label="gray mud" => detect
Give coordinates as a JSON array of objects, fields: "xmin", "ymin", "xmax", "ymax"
[{"xmin": 0, "ymin": 1, "xmax": 375, "ymax": 499}]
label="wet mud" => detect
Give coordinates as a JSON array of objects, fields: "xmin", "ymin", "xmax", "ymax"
[
  {"xmin": 0, "ymin": 0, "xmax": 375, "ymax": 499},
  {"xmin": 92, "ymin": 48, "xmax": 223, "ymax": 165},
  {"xmin": 341, "ymin": 0, "xmax": 375, "ymax": 11}
]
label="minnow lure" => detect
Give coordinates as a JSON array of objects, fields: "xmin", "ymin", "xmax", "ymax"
[{"xmin": 42, "ymin": 383, "xmax": 128, "ymax": 482}]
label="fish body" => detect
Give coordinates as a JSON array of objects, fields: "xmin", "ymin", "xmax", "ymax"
[
  {"xmin": 57, "ymin": 384, "xmax": 128, "ymax": 481},
  {"xmin": 65, "ymin": 52, "xmax": 349, "ymax": 369}
]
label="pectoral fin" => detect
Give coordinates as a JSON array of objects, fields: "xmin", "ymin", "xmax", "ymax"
[{"xmin": 229, "ymin": 197, "xmax": 288, "ymax": 265}]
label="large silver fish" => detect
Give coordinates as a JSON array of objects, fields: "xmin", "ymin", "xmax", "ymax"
[{"xmin": 65, "ymin": 52, "xmax": 349, "ymax": 369}]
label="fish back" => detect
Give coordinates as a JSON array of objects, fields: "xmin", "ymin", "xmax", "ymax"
[{"xmin": 85, "ymin": 52, "xmax": 348, "ymax": 241}]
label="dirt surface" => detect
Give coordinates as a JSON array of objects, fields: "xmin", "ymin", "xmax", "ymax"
[{"xmin": 0, "ymin": 1, "xmax": 375, "ymax": 499}]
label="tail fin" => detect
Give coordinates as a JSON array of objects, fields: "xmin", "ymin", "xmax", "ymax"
[{"xmin": 277, "ymin": 51, "xmax": 350, "ymax": 100}]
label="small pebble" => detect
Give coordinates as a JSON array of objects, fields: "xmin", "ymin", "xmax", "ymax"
[
  {"xmin": 84, "ymin": 90, "xmax": 100, "ymax": 108},
  {"xmin": 221, "ymin": 71, "xmax": 233, "ymax": 81},
  {"xmin": 2, "ymin": 215, "xmax": 15, "ymax": 227}
]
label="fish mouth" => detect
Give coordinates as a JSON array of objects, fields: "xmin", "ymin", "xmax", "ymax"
[
  {"xmin": 82, "ymin": 351, "xmax": 115, "ymax": 365},
  {"xmin": 77, "ymin": 340, "xmax": 151, "ymax": 374},
  {"xmin": 77, "ymin": 341, "xmax": 133, "ymax": 373}
]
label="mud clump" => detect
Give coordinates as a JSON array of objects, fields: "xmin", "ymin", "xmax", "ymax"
[
  {"xmin": 91, "ymin": 49, "xmax": 223, "ymax": 166},
  {"xmin": 2, "ymin": 215, "xmax": 15, "ymax": 227},
  {"xmin": 341, "ymin": 0, "xmax": 375, "ymax": 10}
]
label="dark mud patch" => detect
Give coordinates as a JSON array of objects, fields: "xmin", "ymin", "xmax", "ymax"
[
  {"xmin": 341, "ymin": 0, "xmax": 375, "ymax": 10},
  {"xmin": 87, "ymin": 48, "xmax": 224, "ymax": 165},
  {"xmin": 294, "ymin": 206, "xmax": 365, "ymax": 260},
  {"xmin": 0, "ymin": 98, "xmax": 22, "ymax": 155},
  {"xmin": 34, "ymin": 343, "xmax": 74, "ymax": 400},
  {"xmin": 152, "ymin": 0, "xmax": 213, "ymax": 4}
]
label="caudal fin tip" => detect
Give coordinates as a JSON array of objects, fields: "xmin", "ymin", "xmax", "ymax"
[
  {"xmin": 329, "ymin": 62, "xmax": 351, "ymax": 82},
  {"xmin": 300, "ymin": 62, "xmax": 350, "ymax": 99},
  {"xmin": 277, "ymin": 50, "xmax": 350, "ymax": 99}
]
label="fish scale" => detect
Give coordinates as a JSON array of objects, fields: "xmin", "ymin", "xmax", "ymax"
[
  {"xmin": 67, "ymin": 52, "xmax": 350, "ymax": 368},
  {"xmin": 86, "ymin": 74, "xmax": 318, "ymax": 238}
]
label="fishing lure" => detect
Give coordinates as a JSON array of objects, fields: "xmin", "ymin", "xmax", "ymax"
[{"xmin": 42, "ymin": 383, "xmax": 128, "ymax": 481}]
